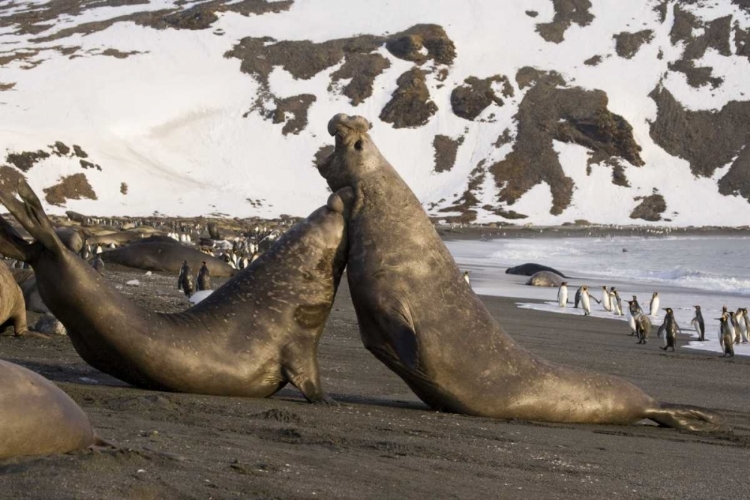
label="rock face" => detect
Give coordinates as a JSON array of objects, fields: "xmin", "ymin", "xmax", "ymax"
[
  {"xmin": 614, "ymin": 30, "xmax": 654, "ymax": 59},
  {"xmin": 631, "ymin": 194, "xmax": 667, "ymax": 222},
  {"xmin": 432, "ymin": 135, "xmax": 464, "ymax": 173},
  {"xmin": 489, "ymin": 68, "xmax": 643, "ymax": 216},
  {"xmin": 43, "ymin": 173, "xmax": 97, "ymax": 206},
  {"xmin": 535, "ymin": 0, "xmax": 594, "ymax": 43},
  {"xmin": 380, "ymin": 68, "xmax": 437, "ymax": 128},
  {"xmin": 451, "ymin": 75, "xmax": 513, "ymax": 121}
]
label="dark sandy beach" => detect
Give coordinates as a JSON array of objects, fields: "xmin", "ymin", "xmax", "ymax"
[{"xmin": 0, "ymin": 265, "xmax": 748, "ymax": 500}]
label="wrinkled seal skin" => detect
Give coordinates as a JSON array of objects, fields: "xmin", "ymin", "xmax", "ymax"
[
  {"xmin": 506, "ymin": 263, "xmax": 566, "ymax": 278},
  {"xmin": 101, "ymin": 242, "xmax": 235, "ymax": 277},
  {"xmin": 0, "ymin": 359, "xmax": 95, "ymax": 459},
  {"xmin": 525, "ymin": 271, "xmax": 563, "ymax": 287},
  {"xmin": 0, "ymin": 181, "xmax": 351, "ymax": 402},
  {"xmin": 318, "ymin": 113, "xmax": 727, "ymax": 431},
  {"xmin": 0, "ymin": 262, "xmax": 28, "ymax": 335}
]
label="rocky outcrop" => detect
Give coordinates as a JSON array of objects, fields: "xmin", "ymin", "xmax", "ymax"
[
  {"xmin": 490, "ymin": 68, "xmax": 643, "ymax": 215},
  {"xmin": 380, "ymin": 69, "xmax": 437, "ymax": 128},
  {"xmin": 433, "ymin": 135, "xmax": 464, "ymax": 173},
  {"xmin": 536, "ymin": 0, "xmax": 594, "ymax": 43},
  {"xmin": 43, "ymin": 173, "xmax": 97, "ymax": 206},
  {"xmin": 630, "ymin": 194, "xmax": 666, "ymax": 221},
  {"xmin": 450, "ymin": 75, "xmax": 513, "ymax": 121},
  {"xmin": 613, "ymin": 30, "xmax": 653, "ymax": 59}
]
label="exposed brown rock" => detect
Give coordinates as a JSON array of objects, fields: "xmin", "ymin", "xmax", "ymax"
[
  {"xmin": 5, "ymin": 150, "xmax": 50, "ymax": 172},
  {"xmin": 649, "ymin": 85, "xmax": 750, "ymax": 203},
  {"xmin": 312, "ymin": 145, "xmax": 335, "ymax": 168},
  {"xmin": 433, "ymin": 135, "xmax": 464, "ymax": 173},
  {"xmin": 526, "ymin": 10, "xmax": 539, "ymax": 18},
  {"xmin": 734, "ymin": 26, "xmax": 750, "ymax": 60},
  {"xmin": 437, "ymin": 163, "xmax": 484, "ymax": 222},
  {"xmin": 267, "ymin": 94, "xmax": 316, "ymax": 136},
  {"xmin": 43, "ymin": 173, "xmax": 97, "ymax": 206},
  {"xmin": 583, "ymin": 55, "xmax": 602, "ymax": 66},
  {"xmin": 654, "ymin": 0, "xmax": 669, "ymax": 23},
  {"xmin": 384, "ymin": 25, "xmax": 456, "ymax": 66},
  {"xmin": 515, "ymin": 67, "xmax": 565, "ymax": 89},
  {"xmin": 536, "ymin": 0, "xmax": 594, "ymax": 44},
  {"xmin": 80, "ymin": 159, "xmax": 102, "ymax": 171},
  {"xmin": 494, "ymin": 129, "xmax": 513, "ymax": 148},
  {"xmin": 100, "ymin": 48, "xmax": 144, "ymax": 59},
  {"xmin": 450, "ymin": 75, "xmax": 513, "ymax": 121},
  {"xmin": 630, "ymin": 194, "xmax": 666, "ymax": 221},
  {"xmin": 667, "ymin": 60, "xmax": 722, "ymax": 88},
  {"xmin": 490, "ymin": 68, "xmax": 643, "ymax": 215},
  {"xmin": 51, "ymin": 141, "xmax": 70, "ymax": 156},
  {"xmin": 72, "ymin": 145, "xmax": 88, "ymax": 158},
  {"xmin": 120, "ymin": 182, "xmax": 128, "ymax": 195},
  {"xmin": 330, "ymin": 53, "xmax": 390, "ymax": 106},
  {"xmin": 379, "ymin": 68, "xmax": 437, "ymax": 129},
  {"xmin": 0, "ymin": 82, "xmax": 15, "ymax": 91},
  {"xmin": 613, "ymin": 30, "xmax": 653, "ymax": 59},
  {"xmin": 668, "ymin": 6, "xmax": 731, "ymax": 88}
]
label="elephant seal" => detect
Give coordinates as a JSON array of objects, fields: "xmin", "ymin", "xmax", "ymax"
[
  {"xmin": 0, "ymin": 262, "xmax": 28, "ymax": 335},
  {"xmin": 0, "ymin": 359, "xmax": 95, "ymax": 459},
  {"xmin": 317, "ymin": 113, "xmax": 725, "ymax": 431},
  {"xmin": 9, "ymin": 267, "xmax": 49, "ymax": 314},
  {"xmin": 101, "ymin": 242, "xmax": 235, "ymax": 277},
  {"xmin": 506, "ymin": 263, "xmax": 566, "ymax": 278},
  {"xmin": 525, "ymin": 271, "xmax": 563, "ymax": 287},
  {"xmin": 0, "ymin": 180, "xmax": 350, "ymax": 402}
]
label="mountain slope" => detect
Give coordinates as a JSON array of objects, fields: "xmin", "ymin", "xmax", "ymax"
[{"xmin": 0, "ymin": 0, "xmax": 749, "ymax": 225}]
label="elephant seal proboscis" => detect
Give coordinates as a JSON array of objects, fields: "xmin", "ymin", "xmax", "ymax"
[
  {"xmin": 317, "ymin": 113, "xmax": 726, "ymax": 431},
  {"xmin": 506, "ymin": 263, "xmax": 566, "ymax": 278},
  {"xmin": 0, "ymin": 359, "xmax": 95, "ymax": 459},
  {"xmin": 0, "ymin": 180, "xmax": 351, "ymax": 403},
  {"xmin": 101, "ymin": 241, "xmax": 235, "ymax": 277},
  {"xmin": 0, "ymin": 261, "xmax": 28, "ymax": 335},
  {"xmin": 525, "ymin": 271, "xmax": 563, "ymax": 287}
]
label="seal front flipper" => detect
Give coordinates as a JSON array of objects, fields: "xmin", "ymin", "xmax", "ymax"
[
  {"xmin": 281, "ymin": 350, "xmax": 333, "ymax": 405},
  {"xmin": 645, "ymin": 402, "xmax": 729, "ymax": 432},
  {"xmin": 0, "ymin": 215, "xmax": 35, "ymax": 262}
]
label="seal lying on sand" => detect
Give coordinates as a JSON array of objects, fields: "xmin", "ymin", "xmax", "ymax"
[
  {"xmin": 10, "ymin": 268, "xmax": 49, "ymax": 314},
  {"xmin": 525, "ymin": 271, "xmax": 563, "ymax": 287},
  {"xmin": 101, "ymin": 241, "xmax": 235, "ymax": 277},
  {"xmin": 506, "ymin": 263, "xmax": 566, "ymax": 278},
  {"xmin": 318, "ymin": 113, "xmax": 725, "ymax": 431},
  {"xmin": 0, "ymin": 261, "xmax": 28, "ymax": 335},
  {"xmin": 0, "ymin": 180, "xmax": 350, "ymax": 402},
  {"xmin": 0, "ymin": 359, "xmax": 95, "ymax": 459}
]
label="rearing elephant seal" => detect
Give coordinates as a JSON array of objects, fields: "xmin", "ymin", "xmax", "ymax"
[
  {"xmin": 0, "ymin": 180, "xmax": 351, "ymax": 402},
  {"xmin": 0, "ymin": 359, "xmax": 95, "ymax": 459},
  {"xmin": 318, "ymin": 113, "xmax": 725, "ymax": 431}
]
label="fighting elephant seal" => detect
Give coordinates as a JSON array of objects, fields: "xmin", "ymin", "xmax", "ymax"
[
  {"xmin": 0, "ymin": 180, "xmax": 351, "ymax": 402},
  {"xmin": 525, "ymin": 271, "xmax": 564, "ymax": 287},
  {"xmin": 0, "ymin": 262, "xmax": 28, "ymax": 335},
  {"xmin": 506, "ymin": 263, "xmax": 566, "ymax": 278},
  {"xmin": 101, "ymin": 242, "xmax": 235, "ymax": 277},
  {"xmin": 0, "ymin": 359, "xmax": 95, "ymax": 459},
  {"xmin": 318, "ymin": 113, "xmax": 725, "ymax": 431}
]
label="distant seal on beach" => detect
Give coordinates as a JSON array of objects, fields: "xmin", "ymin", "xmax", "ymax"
[
  {"xmin": 0, "ymin": 261, "xmax": 28, "ymax": 335},
  {"xmin": 0, "ymin": 180, "xmax": 350, "ymax": 402},
  {"xmin": 526, "ymin": 271, "xmax": 563, "ymax": 287},
  {"xmin": 101, "ymin": 242, "xmax": 235, "ymax": 277},
  {"xmin": 317, "ymin": 112, "xmax": 725, "ymax": 431},
  {"xmin": 0, "ymin": 359, "xmax": 95, "ymax": 459},
  {"xmin": 506, "ymin": 263, "xmax": 566, "ymax": 278}
]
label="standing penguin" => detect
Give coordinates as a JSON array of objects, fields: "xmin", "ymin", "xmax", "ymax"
[
  {"xmin": 611, "ymin": 288, "xmax": 623, "ymax": 316},
  {"xmin": 650, "ymin": 292, "xmax": 660, "ymax": 317},
  {"xmin": 627, "ymin": 304, "xmax": 637, "ymax": 336},
  {"xmin": 742, "ymin": 309, "xmax": 750, "ymax": 343},
  {"xmin": 197, "ymin": 261, "xmax": 211, "ymax": 291},
  {"xmin": 557, "ymin": 281, "xmax": 568, "ymax": 307},
  {"xmin": 574, "ymin": 286, "xmax": 583, "ymax": 308},
  {"xmin": 580, "ymin": 286, "xmax": 591, "ymax": 316},
  {"xmin": 718, "ymin": 313, "xmax": 734, "ymax": 357},
  {"xmin": 177, "ymin": 260, "xmax": 194, "ymax": 298},
  {"xmin": 629, "ymin": 300, "xmax": 651, "ymax": 344},
  {"xmin": 734, "ymin": 308, "xmax": 748, "ymax": 343},
  {"xmin": 691, "ymin": 305, "xmax": 706, "ymax": 341},
  {"xmin": 721, "ymin": 306, "xmax": 737, "ymax": 343},
  {"xmin": 463, "ymin": 271, "xmax": 471, "ymax": 286},
  {"xmin": 601, "ymin": 286, "xmax": 612, "ymax": 312},
  {"xmin": 91, "ymin": 255, "xmax": 105, "ymax": 275},
  {"xmin": 660, "ymin": 308, "xmax": 679, "ymax": 352}
]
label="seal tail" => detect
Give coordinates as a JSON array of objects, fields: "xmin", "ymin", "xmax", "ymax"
[
  {"xmin": 645, "ymin": 402, "xmax": 729, "ymax": 432},
  {"xmin": 0, "ymin": 180, "xmax": 66, "ymax": 257}
]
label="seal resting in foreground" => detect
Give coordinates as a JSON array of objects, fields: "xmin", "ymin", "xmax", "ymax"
[
  {"xmin": 318, "ymin": 113, "xmax": 726, "ymax": 431},
  {"xmin": 506, "ymin": 263, "xmax": 566, "ymax": 278},
  {"xmin": 0, "ymin": 261, "xmax": 29, "ymax": 335},
  {"xmin": 0, "ymin": 359, "xmax": 95, "ymax": 459},
  {"xmin": 101, "ymin": 241, "xmax": 235, "ymax": 277},
  {"xmin": 525, "ymin": 271, "xmax": 563, "ymax": 287},
  {"xmin": 0, "ymin": 180, "xmax": 351, "ymax": 402}
]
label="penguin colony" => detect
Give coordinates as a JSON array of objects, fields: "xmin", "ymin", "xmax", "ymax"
[{"xmin": 555, "ymin": 281, "xmax": 748, "ymax": 357}]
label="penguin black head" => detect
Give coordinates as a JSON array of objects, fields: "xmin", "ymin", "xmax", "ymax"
[{"xmin": 694, "ymin": 305, "xmax": 701, "ymax": 310}]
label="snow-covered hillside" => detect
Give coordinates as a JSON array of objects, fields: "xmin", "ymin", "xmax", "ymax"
[{"xmin": 1, "ymin": 0, "xmax": 749, "ymax": 226}]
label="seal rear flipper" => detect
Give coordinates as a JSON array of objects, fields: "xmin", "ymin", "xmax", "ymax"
[
  {"xmin": 282, "ymin": 363, "xmax": 334, "ymax": 405},
  {"xmin": 645, "ymin": 403, "xmax": 729, "ymax": 432},
  {"xmin": 0, "ymin": 180, "xmax": 66, "ymax": 256}
]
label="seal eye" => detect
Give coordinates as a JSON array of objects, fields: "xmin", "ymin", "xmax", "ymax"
[{"xmin": 354, "ymin": 140, "xmax": 363, "ymax": 151}]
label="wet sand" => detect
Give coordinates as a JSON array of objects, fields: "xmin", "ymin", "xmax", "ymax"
[{"xmin": 0, "ymin": 266, "xmax": 749, "ymax": 499}]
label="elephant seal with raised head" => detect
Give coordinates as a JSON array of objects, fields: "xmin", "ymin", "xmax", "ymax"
[
  {"xmin": 317, "ymin": 113, "xmax": 725, "ymax": 431},
  {"xmin": 0, "ymin": 180, "xmax": 351, "ymax": 403},
  {"xmin": 0, "ymin": 359, "xmax": 95, "ymax": 459}
]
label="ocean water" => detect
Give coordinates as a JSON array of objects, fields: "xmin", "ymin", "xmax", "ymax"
[{"xmin": 445, "ymin": 236, "xmax": 750, "ymax": 357}]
